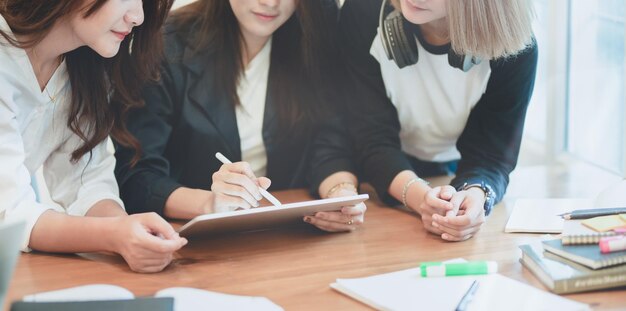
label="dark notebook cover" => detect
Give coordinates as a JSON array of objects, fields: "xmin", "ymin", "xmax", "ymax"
[
  {"xmin": 10, "ymin": 297, "xmax": 173, "ymax": 311},
  {"xmin": 542, "ymin": 239, "xmax": 626, "ymax": 269},
  {"xmin": 520, "ymin": 243, "xmax": 626, "ymax": 294}
]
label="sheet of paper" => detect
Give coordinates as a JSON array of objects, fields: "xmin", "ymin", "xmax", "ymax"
[
  {"xmin": 333, "ymin": 268, "xmax": 473, "ymax": 311},
  {"xmin": 505, "ymin": 199, "xmax": 592, "ymax": 233},
  {"xmin": 22, "ymin": 284, "xmax": 134, "ymax": 302},
  {"xmin": 155, "ymin": 287, "xmax": 283, "ymax": 311},
  {"xmin": 332, "ymin": 269, "xmax": 589, "ymax": 311},
  {"xmin": 582, "ymin": 215, "xmax": 626, "ymax": 232},
  {"xmin": 466, "ymin": 274, "xmax": 589, "ymax": 311}
]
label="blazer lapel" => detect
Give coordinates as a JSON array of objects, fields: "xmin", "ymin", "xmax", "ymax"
[
  {"xmin": 262, "ymin": 80, "xmax": 278, "ymax": 154},
  {"xmin": 183, "ymin": 47, "xmax": 241, "ymax": 161}
]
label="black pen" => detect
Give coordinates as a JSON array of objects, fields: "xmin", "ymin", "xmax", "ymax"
[
  {"xmin": 455, "ymin": 280, "xmax": 479, "ymax": 311},
  {"xmin": 559, "ymin": 207, "xmax": 626, "ymax": 220}
]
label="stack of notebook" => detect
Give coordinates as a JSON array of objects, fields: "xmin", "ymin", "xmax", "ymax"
[{"xmin": 519, "ymin": 219, "xmax": 626, "ymax": 294}]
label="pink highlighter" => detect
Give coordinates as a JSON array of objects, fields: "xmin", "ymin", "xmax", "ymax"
[{"xmin": 599, "ymin": 235, "xmax": 626, "ymax": 253}]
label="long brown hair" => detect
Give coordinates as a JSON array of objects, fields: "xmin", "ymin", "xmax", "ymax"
[
  {"xmin": 0, "ymin": 0, "xmax": 173, "ymax": 163},
  {"xmin": 171, "ymin": 0, "xmax": 341, "ymax": 137}
]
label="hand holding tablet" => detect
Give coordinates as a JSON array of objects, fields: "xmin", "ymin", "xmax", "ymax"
[
  {"xmin": 178, "ymin": 194, "xmax": 369, "ymax": 238},
  {"xmin": 206, "ymin": 152, "xmax": 368, "ymax": 235}
]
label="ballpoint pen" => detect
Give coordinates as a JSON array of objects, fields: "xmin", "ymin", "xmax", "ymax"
[
  {"xmin": 455, "ymin": 280, "xmax": 480, "ymax": 311},
  {"xmin": 215, "ymin": 152, "xmax": 283, "ymax": 207},
  {"xmin": 559, "ymin": 207, "xmax": 626, "ymax": 220}
]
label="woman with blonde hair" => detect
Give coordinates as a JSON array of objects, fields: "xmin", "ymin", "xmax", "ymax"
[{"xmin": 337, "ymin": 0, "xmax": 537, "ymax": 241}]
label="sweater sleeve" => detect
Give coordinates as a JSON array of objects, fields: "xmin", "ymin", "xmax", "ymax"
[
  {"xmin": 308, "ymin": 4, "xmax": 358, "ymax": 197},
  {"xmin": 114, "ymin": 32, "xmax": 185, "ymax": 217},
  {"xmin": 339, "ymin": 0, "xmax": 414, "ymax": 198},
  {"xmin": 450, "ymin": 41, "xmax": 539, "ymax": 207}
]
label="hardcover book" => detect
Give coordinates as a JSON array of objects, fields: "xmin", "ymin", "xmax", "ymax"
[
  {"xmin": 520, "ymin": 243, "xmax": 626, "ymax": 294},
  {"xmin": 542, "ymin": 239, "xmax": 626, "ymax": 269}
]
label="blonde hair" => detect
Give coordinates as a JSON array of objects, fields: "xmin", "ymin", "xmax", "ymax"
[{"xmin": 391, "ymin": 0, "xmax": 535, "ymax": 60}]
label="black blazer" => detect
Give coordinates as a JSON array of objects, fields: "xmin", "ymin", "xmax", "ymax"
[{"xmin": 115, "ymin": 18, "xmax": 355, "ymax": 216}]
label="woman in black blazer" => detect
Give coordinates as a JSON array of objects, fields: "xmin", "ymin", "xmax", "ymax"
[{"xmin": 114, "ymin": 0, "xmax": 365, "ymax": 232}]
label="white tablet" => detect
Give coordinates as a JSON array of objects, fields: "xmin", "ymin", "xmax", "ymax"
[{"xmin": 177, "ymin": 194, "xmax": 369, "ymax": 238}]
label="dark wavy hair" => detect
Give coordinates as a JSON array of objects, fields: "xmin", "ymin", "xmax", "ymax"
[
  {"xmin": 171, "ymin": 0, "xmax": 341, "ymax": 136},
  {"xmin": 0, "ymin": 0, "xmax": 173, "ymax": 164}
]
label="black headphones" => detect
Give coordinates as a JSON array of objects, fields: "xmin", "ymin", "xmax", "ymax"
[{"xmin": 378, "ymin": 0, "xmax": 481, "ymax": 71}]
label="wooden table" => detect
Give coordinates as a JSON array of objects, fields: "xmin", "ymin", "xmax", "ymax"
[{"xmin": 5, "ymin": 176, "xmax": 626, "ymax": 310}]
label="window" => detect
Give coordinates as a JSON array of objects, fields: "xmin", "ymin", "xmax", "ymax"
[
  {"xmin": 527, "ymin": 0, "xmax": 625, "ymax": 176},
  {"xmin": 568, "ymin": 0, "xmax": 625, "ymax": 174}
]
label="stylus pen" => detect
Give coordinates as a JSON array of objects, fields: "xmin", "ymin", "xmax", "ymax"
[
  {"xmin": 559, "ymin": 207, "xmax": 626, "ymax": 220},
  {"xmin": 215, "ymin": 152, "xmax": 283, "ymax": 207}
]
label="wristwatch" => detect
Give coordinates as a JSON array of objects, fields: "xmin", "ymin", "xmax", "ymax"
[{"xmin": 459, "ymin": 181, "xmax": 496, "ymax": 216}]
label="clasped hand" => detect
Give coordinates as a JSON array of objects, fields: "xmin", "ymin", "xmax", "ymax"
[{"xmin": 415, "ymin": 185, "xmax": 486, "ymax": 241}]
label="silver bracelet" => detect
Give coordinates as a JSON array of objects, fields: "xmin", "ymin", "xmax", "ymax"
[{"xmin": 402, "ymin": 177, "xmax": 429, "ymax": 208}]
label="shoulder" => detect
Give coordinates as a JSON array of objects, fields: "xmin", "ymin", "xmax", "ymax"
[
  {"xmin": 340, "ymin": 0, "xmax": 381, "ymax": 47},
  {"xmin": 490, "ymin": 38, "xmax": 538, "ymax": 73},
  {"xmin": 161, "ymin": 14, "xmax": 207, "ymax": 64},
  {"xmin": 341, "ymin": 0, "xmax": 381, "ymax": 23}
]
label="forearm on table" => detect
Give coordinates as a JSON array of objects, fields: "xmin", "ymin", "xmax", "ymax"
[
  {"xmin": 85, "ymin": 199, "xmax": 127, "ymax": 217},
  {"xmin": 28, "ymin": 210, "xmax": 119, "ymax": 253},
  {"xmin": 164, "ymin": 187, "xmax": 212, "ymax": 219},
  {"xmin": 389, "ymin": 170, "xmax": 430, "ymax": 211}
]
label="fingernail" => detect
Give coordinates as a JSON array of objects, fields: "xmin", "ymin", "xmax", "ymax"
[
  {"xmin": 304, "ymin": 217, "xmax": 311, "ymax": 223},
  {"xmin": 432, "ymin": 222, "xmax": 439, "ymax": 228},
  {"xmin": 442, "ymin": 234, "xmax": 449, "ymax": 239}
]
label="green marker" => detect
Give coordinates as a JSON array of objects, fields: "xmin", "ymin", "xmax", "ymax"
[{"xmin": 420, "ymin": 261, "xmax": 498, "ymax": 277}]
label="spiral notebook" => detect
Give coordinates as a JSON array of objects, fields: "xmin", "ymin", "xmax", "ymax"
[
  {"xmin": 561, "ymin": 220, "xmax": 617, "ymax": 245},
  {"xmin": 543, "ymin": 239, "xmax": 626, "ymax": 270}
]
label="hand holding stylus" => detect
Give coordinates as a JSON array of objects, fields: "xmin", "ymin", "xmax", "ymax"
[{"xmin": 212, "ymin": 152, "xmax": 282, "ymax": 212}]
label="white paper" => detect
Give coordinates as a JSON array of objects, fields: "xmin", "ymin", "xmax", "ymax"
[
  {"xmin": 505, "ymin": 198, "xmax": 592, "ymax": 233},
  {"xmin": 22, "ymin": 284, "xmax": 134, "ymax": 302},
  {"xmin": 333, "ymin": 268, "xmax": 473, "ymax": 311},
  {"xmin": 331, "ymin": 269, "xmax": 590, "ymax": 311},
  {"xmin": 155, "ymin": 287, "xmax": 283, "ymax": 311}
]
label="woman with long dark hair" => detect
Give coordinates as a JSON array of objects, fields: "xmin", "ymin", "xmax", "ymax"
[
  {"xmin": 115, "ymin": 0, "xmax": 366, "ymax": 232},
  {"xmin": 0, "ymin": 0, "xmax": 187, "ymax": 273}
]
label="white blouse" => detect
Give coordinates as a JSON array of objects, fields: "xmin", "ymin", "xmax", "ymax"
[
  {"xmin": 0, "ymin": 15, "xmax": 124, "ymax": 251},
  {"xmin": 236, "ymin": 38, "xmax": 271, "ymax": 177}
]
